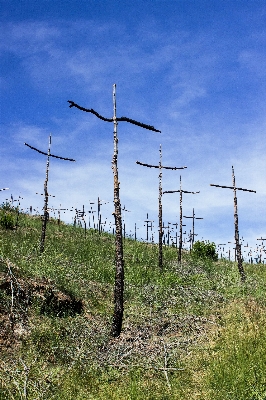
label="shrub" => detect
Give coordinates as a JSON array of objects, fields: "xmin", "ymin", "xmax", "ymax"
[
  {"xmin": 0, "ymin": 202, "xmax": 16, "ymax": 229},
  {"xmin": 191, "ymin": 240, "xmax": 218, "ymax": 261},
  {"xmin": 0, "ymin": 212, "xmax": 15, "ymax": 229}
]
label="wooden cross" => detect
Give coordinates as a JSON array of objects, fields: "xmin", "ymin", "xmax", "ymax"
[
  {"xmin": 218, "ymin": 243, "xmax": 227, "ymax": 259},
  {"xmin": 96, "ymin": 197, "xmax": 109, "ymax": 233},
  {"xmin": 210, "ymin": 166, "xmax": 256, "ymax": 281},
  {"xmin": 144, "ymin": 213, "xmax": 154, "ymax": 241},
  {"xmin": 136, "ymin": 145, "xmax": 186, "ymax": 270},
  {"xmin": 121, "ymin": 205, "xmax": 131, "ymax": 239},
  {"xmin": 25, "ymin": 134, "xmax": 75, "ymax": 253},
  {"xmin": 183, "ymin": 208, "xmax": 203, "ymax": 249},
  {"xmin": 68, "ymin": 84, "xmax": 160, "ymax": 338},
  {"xmin": 48, "ymin": 204, "xmax": 71, "ymax": 225},
  {"xmin": 163, "ymin": 175, "xmax": 199, "ymax": 263}
]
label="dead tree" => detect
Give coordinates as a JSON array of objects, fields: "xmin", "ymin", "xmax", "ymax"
[
  {"xmin": 68, "ymin": 84, "xmax": 160, "ymax": 337},
  {"xmin": 137, "ymin": 146, "xmax": 186, "ymax": 270},
  {"xmin": 25, "ymin": 135, "xmax": 75, "ymax": 253},
  {"xmin": 163, "ymin": 176, "xmax": 199, "ymax": 263},
  {"xmin": 210, "ymin": 166, "xmax": 256, "ymax": 281}
]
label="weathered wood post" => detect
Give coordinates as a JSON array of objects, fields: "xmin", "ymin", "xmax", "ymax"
[
  {"xmin": 163, "ymin": 175, "xmax": 199, "ymax": 263},
  {"xmin": 68, "ymin": 84, "xmax": 160, "ymax": 337},
  {"xmin": 25, "ymin": 135, "xmax": 75, "ymax": 253},
  {"xmin": 97, "ymin": 197, "xmax": 109, "ymax": 233},
  {"xmin": 183, "ymin": 208, "xmax": 203, "ymax": 249},
  {"xmin": 144, "ymin": 213, "xmax": 154, "ymax": 242},
  {"xmin": 121, "ymin": 205, "xmax": 131, "ymax": 239},
  {"xmin": 137, "ymin": 147, "xmax": 186, "ymax": 270},
  {"xmin": 210, "ymin": 166, "xmax": 256, "ymax": 281}
]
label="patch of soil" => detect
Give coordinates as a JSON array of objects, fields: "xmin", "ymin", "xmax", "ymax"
[{"xmin": 0, "ymin": 271, "xmax": 83, "ymax": 351}]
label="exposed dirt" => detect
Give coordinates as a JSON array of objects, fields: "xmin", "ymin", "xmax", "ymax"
[{"xmin": 0, "ymin": 270, "xmax": 83, "ymax": 351}]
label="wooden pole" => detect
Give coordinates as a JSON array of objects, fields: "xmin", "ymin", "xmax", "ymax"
[
  {"xmin": 144, "ymin": 213, "xmax": 154, "ymax": 242},
  {"xmin": 111, "ymin": 84, "xmax": 125, "ymax": 337},
  {"xmin": 68, "ymin": 85, "xmax": 160, "ymax": 337},
  {"xmin": 137, "ymin": 149, "xmax": 186, "ymax": 270},
  {"xmin": 24, "ymin": 135, "xmax": 75, "ymax": 253},
  {"xmin": 40, "ymin": 135, "xmax": 51, "ymax": 253},
  {"xmin": 179, "ymin": 178, "xmax": 183, "ymax": 262},
  {"xmin": 122, "ymin": 205, "xmax": 131, "ymax": 240},
  {"xmin": 210, "ymin": 166, "xmax": 256, "ymax": 281},
  {"xmin": 163, "ymin": 175, "xmax": 199, "ymax": 263},
  {"xmin": 158, "ymin": 145, "xmax": 163, "ymax": 269},
  {"xmin": 183, "ymin": 208, "xmax": 203, "ymax": 248}
]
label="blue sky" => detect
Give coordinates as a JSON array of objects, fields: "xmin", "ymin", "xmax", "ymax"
[{"xmin": 1, "ymin": 0, "xmax": 266, "ymax": 258}]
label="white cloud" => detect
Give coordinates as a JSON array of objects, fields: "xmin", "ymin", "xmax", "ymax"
[{"xmin": 2, "ymin": 7, "xmax": 266, "ymax": 255}]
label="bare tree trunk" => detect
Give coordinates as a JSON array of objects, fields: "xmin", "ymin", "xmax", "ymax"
[
  {"xmin": 178, "ymin": 176, "xmax": 183, "ymax": 263},
  {"xmin": 158, "ymin": 145, "xmax": 163, "ymax": 270},
  {"xmin": 68, "ymin": 87, "xmax": 160, "ymax": 336},
  {"xmin": 232, "ymin": 167, "xmax": 246, "ymax": 282},
  {"xmin": 111, "ymin": 84, "xmax": 124, "ymax": 337},
  {"xmin": 40, "ymin": 135, "xmax": 51, "ymax": 253},
  {"xmin": 192, "ymin": 208, "xmax": 195, "ymax": 248}
]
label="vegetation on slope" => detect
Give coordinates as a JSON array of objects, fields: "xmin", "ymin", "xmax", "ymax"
[{"xmin": 1, "ymin": 209, "xmax": 266, "ymax": 399}]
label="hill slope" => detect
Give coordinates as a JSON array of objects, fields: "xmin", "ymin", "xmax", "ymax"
[{"xmin": 1, "ymin": 211, "xmax": 266, "ymax": 399}]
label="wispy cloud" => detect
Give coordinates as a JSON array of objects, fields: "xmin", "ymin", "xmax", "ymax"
[{"xmin": 1, "ymin": 3, "xmax": 266, "ymax": 252}]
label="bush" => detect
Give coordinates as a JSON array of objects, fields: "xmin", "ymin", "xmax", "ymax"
[
  {"xmin": 191, "ymin": 240, "xmax": 218, "ymax": 261},
  {"xmin": 0, "ymin": 202, "xmax": 16, "ymax": 229}
]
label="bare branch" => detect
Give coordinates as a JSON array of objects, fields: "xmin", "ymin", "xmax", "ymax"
[
  {"xmin": 210, "ymin": 184, "xmax": 256, "ymax": 193},
  {"xmin": 136, "ymin": 161, "xmax": 187, "ymax": 170},
  {"xmin": 68, "ymin": 100, "xmax": 161, "ymax": 132},
  {"xmin": 163, "ymin": 190, "xmax": 200, "ymax": 194},
  {"xmin": 24, "ymin": 143, "xmax": 76, "ymax": 162}
]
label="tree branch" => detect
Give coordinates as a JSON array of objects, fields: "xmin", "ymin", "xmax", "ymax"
[
  {"xmin": 136, "ymin": 161, "xmax": 187, "ymax": 170},
  {"xmin": 24, "ymin": 143, "xmax": 76, "ymax": 162},
  {"xmin": 210, "ymin": 184, "xmax": 256, "ymax": 193},
  {"xmin": 68, "ymin": 100, "xmax": 161, "ymax": 132}
]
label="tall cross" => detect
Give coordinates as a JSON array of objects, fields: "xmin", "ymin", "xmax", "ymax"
[
  {"xmin": 163, "ymin": 175, "xmax": 199, "ymax": 263},
  {"xmin": 68, "ymin": 84, "xmax": 160, "ymax": 338},
  {"xmin": 137, "ymin": 145, "xmax": 186, "ymax": 270},
  {"xmin": 183, "ymin": 208, "xmax": 203, "ymax": 249},
  {"xmin": 144, "ymin": 213, "xmax": 154, "ymax": 242},
  {"xmin": 25, "ymin": 134, "xmax": 75, "ymax": 252},
  {"xmin": 210, "ymin": 166, "xmax": 256, "ymax": 281}
]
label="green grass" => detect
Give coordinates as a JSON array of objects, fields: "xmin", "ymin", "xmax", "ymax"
[{"xmin": 1, "ymin": 211, "xmax": 266, "ymax": 399}]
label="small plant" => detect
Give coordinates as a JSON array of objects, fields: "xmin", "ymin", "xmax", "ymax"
[
  {"xmin": 191, "ymin": 240, "xmax": 218, "ymax": 261},
  {"xmin": 0, "ymin": 202, "xmax": 16, "ymax": 230}
]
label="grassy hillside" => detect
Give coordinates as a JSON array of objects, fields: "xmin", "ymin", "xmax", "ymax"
[{"xmin": 1, "ymin": 210, "xmax": 266, "ymax": 399}]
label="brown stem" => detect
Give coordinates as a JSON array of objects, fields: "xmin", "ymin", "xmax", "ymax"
[
  {"xmin": 111, "ymin": 84, "xmax": 124, "ymax": 337},
  {"xmin": 232, "ymin": 166, "xmax": 246, "ymax": 282}
]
